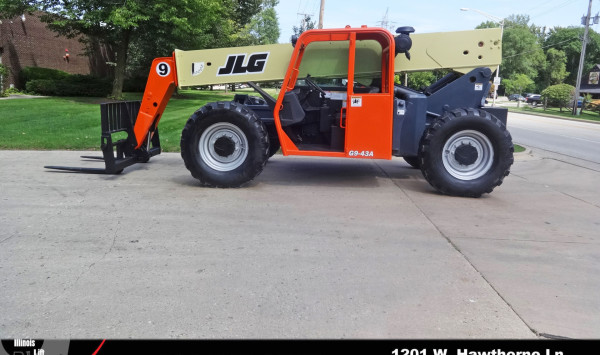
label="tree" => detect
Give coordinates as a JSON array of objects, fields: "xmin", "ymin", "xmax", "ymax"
[
  {"xmin": 292, "ymin": 14, "xmax": 316, "ymax": 38},
  {"xmin": 476, "ymin": 14, "xmax": 545, "ymax": 90},
  {"xmin": 503, "ymin": 74, "xmax": 534, "ymax": 108},
  {"xmin": 125, "ymin": 2, "xmax": 237, "ymax": 87},
  {"xmin": 237, "ymin": 0, "xmax": 280, "ymax": 45},
  {"xmin": 538, "ymin": 48, "xmax": 569, "ymax": 89},
  {"xmin": 228, "ymin": 0, "xmax": 263, "ymax": 30},
  {"xmin": 545, "ymin": 27, "xmax": 600, "ymax": 85},
  {"xmin": 404, "ymin": 71, "xmax": 436, "ymax": 90},
  {"xmin": 0, "ymin": 0, "xmax": 35, "ymax": 16},
  {"xmin": 541, "ymin": 83, "xmax": 574, "ymax": 112},
  {"xmin": 501, "ymin": 26, "xmax": 545, "ymax": 83},
  {"xmin": 2, "ymin": 1, "xmax": 265, "ymax": 98}
]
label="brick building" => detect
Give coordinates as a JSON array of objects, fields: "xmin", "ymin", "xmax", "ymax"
[{"xmin": 0, "ymin": 12, "xmax": 112, "ymax": 90}]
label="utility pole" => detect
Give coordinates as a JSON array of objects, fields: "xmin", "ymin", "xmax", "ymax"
[
  {"xmin": 378, "ymin": 8, "xmax": 389, "ymax": 29},
  {"xmin": 377, "ymin": 7, "xmax": 396, "ymax": 31},
  {"xmin": 318, "ymin": 0, "xmax": 325, "ymax": 29},
  {"xmin": 573, "ymin": 0, "xmax": 593, "ymax": 116}
]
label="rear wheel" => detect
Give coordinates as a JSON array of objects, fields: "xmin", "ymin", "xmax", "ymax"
[
  {"xmin": 180, "ymin": 102, "xmax": 269, "ymax": 187},
  {"xmin": 419, "ymin": 108, "xmax": 513, "ymax": 197}
]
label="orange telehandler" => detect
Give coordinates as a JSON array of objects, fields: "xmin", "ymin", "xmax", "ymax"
[{"xmin": 46, "ymin": 25, "xmax": 513, "ymax": 197}]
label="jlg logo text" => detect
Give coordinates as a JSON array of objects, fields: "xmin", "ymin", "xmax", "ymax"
[{"xmin": 217, "ymin": 52, "xmax": 269, "ymax": 76}]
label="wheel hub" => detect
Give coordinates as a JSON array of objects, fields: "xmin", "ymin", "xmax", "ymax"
[
  {"xmin": 214, "ymin": 136, "xmax": 236, "ymax": 157},
  {"xmin": 442, "ymin": 130, "xmax": 494, "ymax": 180},
  {"xmin": 454, "ymin": 144, "xmax": 478, "ymax": 166},
  {"xmin": 199, "ymin": 122, "xmax": 248, "ymax": 172}
]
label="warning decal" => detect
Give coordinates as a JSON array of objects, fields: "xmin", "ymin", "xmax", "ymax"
[{"xmin": 350, "ymin": 96, "xmax": 362, "ymax": 107}]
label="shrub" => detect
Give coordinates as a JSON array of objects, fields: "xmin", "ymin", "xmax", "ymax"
[
  {"xmin": 26, "ymin": 79, "xmax": 58, "ymax": 95},
  {"xmin": 3, "ymin": 87, "xmax": 26, "ymax": 95},
  {"xmin": 20, "ymin": 67, "xmax": 70, "ymax": 87},
  {"xmin": 0, "ymin": 64, "xmax": 7, "ymax": 96},
  {"xmin": 55, "ymin": 75, "xmax": 112, "ymax": 97},
  {"xmin": 26, "ymin": 75, "xmax": 111, "ymax": 97},
  {"xmin": 541, "ymin": 84, "xmax": 574, "ymax": 112}
]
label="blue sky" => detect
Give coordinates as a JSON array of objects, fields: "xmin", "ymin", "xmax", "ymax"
[{"xmin": 275, "ymin": 0, "xmax": 598, "ymax": 43}]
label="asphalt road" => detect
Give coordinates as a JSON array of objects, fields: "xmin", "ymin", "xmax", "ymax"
[
  {"xmin": 1, "ymin": 142, "xmax": 599, "ymax": 339},
  {"xmin": 507, "ymin": 112, "xmax": 600, "ymax": 164}
]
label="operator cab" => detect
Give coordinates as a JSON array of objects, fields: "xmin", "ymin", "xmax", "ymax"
[{"xmin": 273, "ymin": 27, "xmax": 397, "ymax": 159}]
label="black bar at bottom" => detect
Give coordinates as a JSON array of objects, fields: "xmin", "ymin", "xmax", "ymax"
[{"xmin": 3, "ymin": 339, "xmax": 596, "ymax": 355}]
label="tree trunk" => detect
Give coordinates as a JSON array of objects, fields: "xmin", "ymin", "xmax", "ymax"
[{"xmin": 111, "ymin": 29, "xmax": 131, "ymax": 99}]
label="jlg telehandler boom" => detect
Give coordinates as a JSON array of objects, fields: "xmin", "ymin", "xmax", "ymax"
[{"xmin": 46, "ymin": 26, "xmax": 513, "ymax": 197}]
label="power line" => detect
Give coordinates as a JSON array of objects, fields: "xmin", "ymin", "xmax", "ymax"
[
  {"xmin": 310, "ymin": 0, "xmax": 320, "ymax": 18},
  {"xmin": 297, "ymin": 0, "xmax": 316, "ymax": 23},
  {"xmin": 503, "ymin": 36, "xmax": 581, "ymax": 59},
  {"xmin": 530, "ymin": 0, "xmax": 579, "ymax": 19},
  {"xmin": 526, "ymin": 0, "xmax": 577, "ymax": 17},
  {"xmin": 302, "ymin": 0, "xmax": 311, "ymax": 17}
]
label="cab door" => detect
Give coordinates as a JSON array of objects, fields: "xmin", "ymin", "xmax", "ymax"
[{"xmin": 344, "ymin": 31, "xmax": 395, "ymax": 160}]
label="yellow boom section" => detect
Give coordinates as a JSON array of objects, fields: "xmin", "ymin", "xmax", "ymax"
[{"xmin": 174, "ymin": 27, "xmax": 502, "ymax": 88}]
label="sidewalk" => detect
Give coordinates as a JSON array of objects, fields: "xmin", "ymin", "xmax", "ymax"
[
  {"xmin": 0, "ymin": 94, "xmax": 47, "ymax": 100},
  {"xmin": 492, "ymin": 97, "xmax": 600, "ymax": 125}
]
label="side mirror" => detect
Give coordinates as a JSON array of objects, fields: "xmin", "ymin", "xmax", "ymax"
[{"xmin": 395, "ymin": 26, "xmax": 415, "ymax": 60}]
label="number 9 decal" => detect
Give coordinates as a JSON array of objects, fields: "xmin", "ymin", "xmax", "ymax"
[{"xmin": 156, "ymin": 62, "xmax": 171, "ymax": 77}]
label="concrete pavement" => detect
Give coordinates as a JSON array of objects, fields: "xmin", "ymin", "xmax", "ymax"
[{"xmin": 0, "ymin": 148, "xmax": 598, "ymax": 339}]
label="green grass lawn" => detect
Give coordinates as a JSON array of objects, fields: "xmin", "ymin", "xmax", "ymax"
[
  {"xmin": 0, "ymin": 89, "xmax": 272, "ymax": 152},
  {"xmin": 514, "ymin": 144, "xmax": 526, "ymax": 153},
  {"xmin": 0, "ymin": 90, "xmax": 550, "ymax": 153}
]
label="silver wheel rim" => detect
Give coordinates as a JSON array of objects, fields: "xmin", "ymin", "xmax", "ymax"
[
  {"xmin": 442, "ymin": 130, "xmax": 494, "ymax": 180},
  {"xmin": 199, "ymin": 122, "xmax": 248, "ymax": 171}
]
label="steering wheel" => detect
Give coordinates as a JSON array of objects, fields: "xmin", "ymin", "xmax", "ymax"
[
  {"xmin": 304, "ymin": 76, "xmax": 328, "ymax": 97},
  {"xmin": 354, "ymin": 81, "xmax": 370, "ymax": 89}
]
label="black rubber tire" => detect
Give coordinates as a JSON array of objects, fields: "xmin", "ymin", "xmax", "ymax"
[
  {"xmin": 419, "ymin": 108, "xmax": 513, "ymax": 197},
  {"xmin": 403, "ymin": 156, "xmax": 420, "ymax": 169},
  {"xmin": 180, "ymin": 102, "xmax": 269, "ymax": 187}
]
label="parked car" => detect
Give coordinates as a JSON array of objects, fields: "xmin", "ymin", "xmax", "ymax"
[
  {"xmin": 526, "ymin": 94, "xmax": 542, "ymax": 106},
  {"xmin": 508, "ymin": 94, "xmax": 525, "ymax": 101}
]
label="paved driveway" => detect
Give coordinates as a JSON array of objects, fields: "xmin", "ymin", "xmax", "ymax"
[{"xmin": 0, "ymin": 148, "xmax": 598, "ymax": 338}]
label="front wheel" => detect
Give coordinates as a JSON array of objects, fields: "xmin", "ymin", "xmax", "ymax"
[
  {"xmin": 419, "ymin": 108, "xmax": 513, "ymax": 197},
  {"xmin": 180, "ymin": 102, "xmax": 269, "ymax": 187}
]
